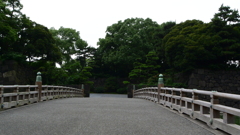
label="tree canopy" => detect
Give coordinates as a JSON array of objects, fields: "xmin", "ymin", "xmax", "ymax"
[
  {"xmin": 0, "ymin": 0, "xmax": 93, "ymax": 85},
  {"xmin": 50, "ymin": 27, "xmax": 88, "ymax": 64},
  {"xmin": 97, "ymin": 18, "xmax": 163, "ymax": 77},
  {"xmin": 1, "ymin": 2, "xmax": 240, "ymax": 93}
]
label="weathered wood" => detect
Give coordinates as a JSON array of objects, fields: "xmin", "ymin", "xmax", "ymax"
[
  {"xmin": 133, "ymin": 86, "xmax": 240, "ymax": 135},
  {"xmin": 0, "ymin": 85, "xmax": 83, "ymax": 110}
]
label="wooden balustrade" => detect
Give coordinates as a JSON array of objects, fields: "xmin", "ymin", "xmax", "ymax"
[
  {"xmin": 134, "ymin": 86, "xmax": 240, "ymax": 135},
  {"xmin": 0, "ymin": 85, "xmax": 83, "ymax": 110}
]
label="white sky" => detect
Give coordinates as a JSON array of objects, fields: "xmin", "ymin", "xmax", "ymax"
[{"xmin": 20, "ymin": 0, "xmax": 240, "ymax": 48}]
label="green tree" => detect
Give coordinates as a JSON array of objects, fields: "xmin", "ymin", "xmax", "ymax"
[
  {"xmin": 61, "ymin": 59, "xmax": 93, "ymax": 85},
  {"xmin": 163, "ymin": 20, "xmax": 215, "ymax": 71},
  {"xmin": 24, "ymin": 24, "xmax": 62, "ymax": 62},
  {"xmin": 209, "ymin": 4, "xmax": 240, "ymax": 68},
  {"xmin": 0, "ymin": 0, "xmax": 93, "ymax": 85},
  {"xmin": 1, "ymin": 0, "xmax": 61, "ymax": 63},
  {"xmin": 212, "ymin": 4, "xmax": 240, "ymax": 26},
  {"xmin": 129, "ymin": 51, "xmax": 160, "ymax": 83},
  {"xmin": 163, "ymin": 5, "xmax": 240, "ymax": 72},
  {"xmin": 50, "ymin": 27, "xmax": 88, "ymax": 65},
  {"xmin": 49, "ymin": 27, "xmax": 94, "ymax": 85},
  {"xmin": 104, "ymin": 77, "xmax": 119, "ymax": 93},
  {"xmin": 97, "ymin": 18, "xmax": 160, "ymax": 77},
  {"xmin": 0, "ymin": 0, "xmax": 20, "ymax": 60},
  {"xmin": 76, "ymin": 46, "xmax": 96, "ymax": 67},
  {"xmin": 154, "ymin": 21, "xmax": 176, "ymax": 71}
]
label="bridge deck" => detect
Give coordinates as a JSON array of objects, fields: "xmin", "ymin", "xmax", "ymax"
[{"xmin": 0, "ymin": 94, "xmax": 219, "ymax": 135}]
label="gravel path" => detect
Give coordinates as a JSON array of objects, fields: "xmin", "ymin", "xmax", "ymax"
[
  {"xmin": 0, "ymin": 95, "xmax": 218, "ymax": 135},
  {"xmin": 90, "ymin": 93, "xmax": 127, "ymax": 98}
]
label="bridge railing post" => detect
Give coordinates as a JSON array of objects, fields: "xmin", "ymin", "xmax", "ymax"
[
  {"xmin": 132, "ymin": 85, "xmax": 135, "ymax": 98},
  {"xmin": 35, "ymin": 72, "xmax": 42, "ymax": 102},
  {"xmin": 209, "ymin": 91, "xmax": 220, "ymax": 127},
  {"xmin": 14, "ymin": 85, "xmax": 19, "ymax": 105},
  {"xmin": 158, "ymin": 74, "xmax": 164, "ymax": 103},
  {"xmin": 0, "ymin": 85, "xmax": 3, "ymax": 108},
  {"xmin": 81, "ymin": 84, "xmax": 84, "ymax": 97}
]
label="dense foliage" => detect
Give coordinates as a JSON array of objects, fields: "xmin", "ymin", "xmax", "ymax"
[
  {"xmin": 91, "ymin": 4, "xmax": 240, "ymax": 92},
  {"xmin": 0, "ymin": 0, "xmax": 93, "ymax": 85},
  {"xmin": 1, "ymin": 1, "xmax": 240, "ymax": 93}
]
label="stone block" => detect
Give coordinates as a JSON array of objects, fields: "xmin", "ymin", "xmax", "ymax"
[
  {"xmin": 229, "ymin": 87, "xmax": 236, "ymax": 91},
  {"xmin": 189, "ymin": 78, "xmax": 198, "ymax": 86},
  {"xmin": 208, "ymin": 83, "xmax": 214, "ymax": 87},
  {"xmin": 189, "ymin": 73, "xmax": 195, "ymax": 79},
  {"xmin": 3, "ymin": 70, "xmax": 16, "ymax": 78},
  {"xmin": 198, "ymin": 69, "xmax": 204, "ymax": 74},
  {"xmin": 229, "ymin": 83, "xmax": 234, "ymax": 87},
  {"xmin": 2, "ymin": 65, "xmax": 8, "ymax": 72},
  {"xmin": 216, "ymin": 87, "xmax": 223, "ymax": 91},
  {"xmin": 199, "ymin": 81, "xmax": 206, "ymax": 87}
]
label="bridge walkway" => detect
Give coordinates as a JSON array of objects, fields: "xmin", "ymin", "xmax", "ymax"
[{"xmin": 0, "ymin": 94, "xmax": 224, "ymax": 135}]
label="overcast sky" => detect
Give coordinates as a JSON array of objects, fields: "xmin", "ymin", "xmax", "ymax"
[{"xmin": 20, "ymin": 0, "xmax": 240, "ymax": 48}]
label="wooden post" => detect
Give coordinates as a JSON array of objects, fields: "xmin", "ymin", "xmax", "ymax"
[
  {"xmin": 192, "ymin": 89, "xmax": 199, "ymax": 111},
  {"xmin": 172, "ymin": 89, "xmax": 176, "ymax": 105},
  {"xmin": 179, "ymin": 88, "xmax": 186, "ymax": 113},
  {"xmin": 0, "ymin": 85, "xmax": 3, "ymax": 109},
  {"xmin": 209, "ymin": 91, "xmax": 220, "ymax": 128},
  {"xmin": 14, "ymin": 85, "xmax": 19, "ymax": 105},
  {"xmin": 26, "ymin": 85, "xmax": 30, "ymax": 103},
  {"xmin": 158, "ymin": 74, "xmax": 164, "ymax": 103},
  {"xmin": 81, "ymin": 84, "xmax": 85, "ymax": 97},
  {"xmin": 35, "ymin": 72, "xmax": 42, "ymax": 102},
  {"xmin": 132, "ymin": 85, "xmax": 135, "ymax": 98},
  {"xmin": 223, "ymin": 113, "xmax": 235, "ymax": 124}
]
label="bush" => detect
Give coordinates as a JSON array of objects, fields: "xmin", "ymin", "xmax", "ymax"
[
  {"xmin": 94, "ymin": 86, "xmax": 105, "ymax": 93},
  {"xmin": 123, "ymin": 81, "xmax": 130, "ymax": 85},
  {"xmin": 104, "ymin": 77, "xmax": 119, "ymax": 93},
  {"xmin": 117, "ymin": 87, "xmax": 127, "ymax": 94},
  {"xmin": 167, "ymin": 83, "xmax": 187, "ymax": 88},
  {"xmin": 135, "ymin": 83, "xmax": 157, "ymax": 89}
]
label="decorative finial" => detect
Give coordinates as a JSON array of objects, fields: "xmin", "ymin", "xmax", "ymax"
[
  {"xmin": 158, "ymin": 74, "xmax": 163, "ymax": 84},
  {"xmin": 36, "ymin": 72, "xmax": 42, "ymax": 82}
]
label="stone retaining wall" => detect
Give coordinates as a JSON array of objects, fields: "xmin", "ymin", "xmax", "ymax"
[
  {"xmin": 0, "ymin": 60, "xmax": 34, "ymax": 85},
  {"xmin": 188, "ymin": 69, "xmax": 240, "ymax": 94},
  {"xmin": 187, "ymin": 69, "xmax": 240, "ymax": 108}
]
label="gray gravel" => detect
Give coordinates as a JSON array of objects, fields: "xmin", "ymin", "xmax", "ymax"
[
  {"xmin": 0, "ymin": 95, "xmax": 215, "ymax": 135},
  {"xmin": 90, "ymin": 93, "xmax": 127, "ymax": 98}
]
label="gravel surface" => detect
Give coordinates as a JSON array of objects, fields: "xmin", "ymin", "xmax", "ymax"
[
  {"xmin": 0, "ymin": 95, "xmax": 216, "ymax": 135},
  {"xmin": 90, "ymin": 93, "xmax": 127, "ymax": 98}
]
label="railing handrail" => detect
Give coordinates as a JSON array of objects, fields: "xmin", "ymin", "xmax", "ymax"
[
  {"xmin": 0, "ymin": 85, "xmax": 82, "ymax": 91},
  {"xmin": 133, "ymin": 84, "xmax": 240, "ymax": 135},
  {"xmin": 142, "ymin": 86, "xmax": 240, "ymax": 100},
  {"xmin": 0, "ymin": 84, "xmax": 84, "ymax": 110},
  {"xmin": 0, "ymin": 85, "xmax": 37, "ymax": 88}
]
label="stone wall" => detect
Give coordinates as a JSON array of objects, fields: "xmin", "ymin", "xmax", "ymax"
[
  {"xmin": 0, "ymin": 60, "xmax": 35, "ymax": 85},
  {"xmin": 188, "ymin": 69, "xmax": 240, "ymax": 94},
  {"xmin": 187, "ymin": 69, "xmax": 240, "ymax": 108},
  {"xmin": 0, "ymin": 61, "xmax": 2, "ymax": 84}
]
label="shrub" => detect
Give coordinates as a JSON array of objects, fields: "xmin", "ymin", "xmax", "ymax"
[
  {"xmin": 104, "ymin": 77, "xmax": 119, "ymax": 93},
  {"xmin": 117, "ymin": 88, "xmax": 127, "ymax": 94},
  {"xmin": 94, "ymin": 86, "xmax": 105, "ymax": 93}
]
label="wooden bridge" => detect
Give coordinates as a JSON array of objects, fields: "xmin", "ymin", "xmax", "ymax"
[{"xmin": 0, "ymin": 73, "xmax": 240, "ymax": 135}]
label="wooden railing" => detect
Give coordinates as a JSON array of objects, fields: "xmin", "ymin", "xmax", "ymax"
[
  {"xmin": 133, "ymin": 74, "xmax": 240, "ymax": 135},
  {"xmin": 0, "ymin": 85, "xmax": 83, "ymax": 109},
  {"xmin": 0, "ymin": 72, "xmax": 84, "ymax": 110}
]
